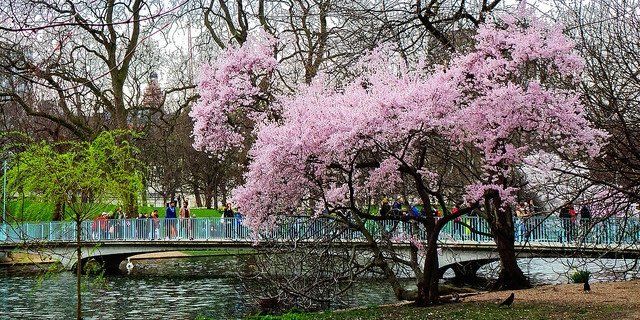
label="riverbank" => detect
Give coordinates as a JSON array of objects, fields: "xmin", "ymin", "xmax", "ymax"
[
  {"xmin": 250, "ymin": 279, "xmax": 640, "ymax": 320},
  {"xmin": 0, "ymin": 249, "xmax": 254, "ymax": 276},
  {"xmin": 0, "ymin": 252, "xmax": 59, "ymax": 274},
  {"xmin": 130, "ymin": 249, "xmax": 254, "ymax": 260},
  {"xmin": 0, "ymin": 252, "xmax": 56, "ymax": 265},
  {"xmin": 0, "ymin": 249, "xmax": 253, "ymax": 266}
]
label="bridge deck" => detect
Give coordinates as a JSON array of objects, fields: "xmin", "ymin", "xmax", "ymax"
[
  {"xmin": 1, "ymin": 216, "xmax": 639, "ymax": 257},
  {"xmin": 1, "ymin": 217, "xmax": 638, "ymax": 272}
]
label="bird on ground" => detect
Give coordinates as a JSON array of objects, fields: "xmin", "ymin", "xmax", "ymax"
[
  {"xmin": 583, "ymin": 280, "xmax": 591, "ymax": 293},
  {"xmin": 126, "ymin": 257, "xmax": 134, "ymax": 274},
  {"xmin": 499, "ymin": 292, "xmax": 515, "ymax": 307}
]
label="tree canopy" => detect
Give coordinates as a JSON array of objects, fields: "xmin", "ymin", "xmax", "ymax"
[
  {"xmin": 7, "ymin": 130, "xmax": 144, "ymax": 219},
  {"xmin": 191, "ymin": 7, "xmax": 608, "ymax": 304}
]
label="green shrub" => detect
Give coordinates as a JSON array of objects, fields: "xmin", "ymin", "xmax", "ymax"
[{"xmin": 570, "ymin": 270, "xmax": 590, "ymax": 283}]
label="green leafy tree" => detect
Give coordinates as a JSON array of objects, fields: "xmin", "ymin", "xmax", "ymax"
[{"xmin": 6, "ymin": 130, "xmax": 144, "ymax": 320}]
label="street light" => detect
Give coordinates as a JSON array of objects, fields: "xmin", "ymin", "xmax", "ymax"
[
  {"xmin": 2, "ymin": 159, "xmax": 6, "ymax": 222},
  {"xmin": 2, "ymin": 159, "xmax": 6, "ymax": 240}
]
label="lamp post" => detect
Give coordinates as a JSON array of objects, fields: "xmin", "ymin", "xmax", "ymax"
[
  {"xmin": 2, "ymin": 159, "xmax": 6, "ymax": 240},
  {"xmin": 2, "ymin": 159, "xmax": 6, "ymax": 223}
]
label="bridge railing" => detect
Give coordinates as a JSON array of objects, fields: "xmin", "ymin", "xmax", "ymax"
[{"xmin": 0, "ymin": 216, "xmax": 638, "ymax": 245}]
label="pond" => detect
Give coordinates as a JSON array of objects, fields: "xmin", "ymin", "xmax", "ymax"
[{"xmin": 1, "ymin": 255, "xmax": 638, "ymax": 319}]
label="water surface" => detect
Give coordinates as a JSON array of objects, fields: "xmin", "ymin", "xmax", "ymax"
[{"xmin": 1, "ymin": 256, "xmax": 638, "ymax": 319}]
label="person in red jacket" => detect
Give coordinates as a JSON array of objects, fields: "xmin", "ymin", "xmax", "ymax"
[{"xmin": 92, "ymin": 212, "xmax": 109, "ymax": 240}]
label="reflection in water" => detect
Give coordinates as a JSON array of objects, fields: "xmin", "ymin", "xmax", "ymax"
[
  {"xmin": 478, "ymin": 258, "xmax": 640, "ymax": 285},
  {"xmin": 1, "ymin": 256, "xmax": 638, "ymax": 319},
  {"xmin": 0, "ymin": 256, "xmax": 399, "ymax": 320},
  {"xmin": 2, "ymin": 273, "xmax": 246, "ymax": 319}
]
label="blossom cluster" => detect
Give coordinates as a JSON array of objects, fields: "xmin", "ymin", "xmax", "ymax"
[
  {"xmin": 190, "ymin": 33, "xmax": 277, "ymax": 154},
  {"xmin": 193, "ymin": 9, "xmax": 607, "ymax": 230}
]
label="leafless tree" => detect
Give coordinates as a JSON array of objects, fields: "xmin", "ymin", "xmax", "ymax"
[
  {"xmin": 561, "ymin": 1, "xmax": 640, "ymax": 202},
  {"xmin": 240, "ymin": 217, "xmax": 371, "ymax": 313}
]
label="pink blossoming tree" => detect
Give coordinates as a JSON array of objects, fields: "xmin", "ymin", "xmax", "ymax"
[
  {"xmin": 193, "ymin": 8, "xmax": 606, "ymax": 305},
  {"xmin": 440, "ymin": 11, "xmax": 606, "ymax": 288},
  {"xmin": 190, "ymin": 33, "xmax": 278, "ymax": 156}
]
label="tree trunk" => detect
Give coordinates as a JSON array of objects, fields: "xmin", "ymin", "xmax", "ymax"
[
  {"xmin": 416, "ymin": 231, "xmax": 440, "ymax": 306},
  {"xmin": 126, "ymin": 192, "xmax": 137, "ymax": 217},
  {"xmin": 486, "ymin": 195, "xmax": 530, "ymax": 290},
  {"xmin": 112, "ymin": 86, "xmax": 128, "ymax": 130},
  {"xmin": 212, "ymin": 186, "xmax": 218, "ymax": 210},
  {"xmin": 52, "ymin": 200, "xmax": 64, "ymax": 221},
  {"xmin": 205, "ymin": 196, "xmax": 212, "ymax": 209},
  {"xmin": 493, "ymin": 225, "xmax": 530, "ymax": 289},
  {"xmin": 355, "ymin": 216, "xmax": 415, "ymax": 302},
  {"xmin": 194, "ymin": 185, "xmax": 203, "ymax": 208},
  {"xmin": 75, "ymin": 217, "xmax": 83, "ymax": 320},
  {"xmin": 141, "ymin": 180, "xmax": 148, "ymax": 207},
  {"xmin": 204, "ymin": 186, "xmax": 213, "ymax": 209},
  {"xmin": 221, "ymin": 184, "xmax": 227, "ymax": 206}
]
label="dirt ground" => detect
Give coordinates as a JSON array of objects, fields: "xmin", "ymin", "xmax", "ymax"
[{"xmin": 466, "ymin": 279, "xmax": 640, "ymax": 319}]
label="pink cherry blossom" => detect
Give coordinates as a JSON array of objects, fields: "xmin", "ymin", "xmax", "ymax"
[
  {"xmin": 194, "ymin": 9, "xmax": 607, "ymax": 231},
  {"xmin": 190, "ymin": 32, "xmax": 278, "ymax": 155}
]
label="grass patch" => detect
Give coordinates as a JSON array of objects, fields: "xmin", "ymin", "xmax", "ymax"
[
  {"xmin": 189, "ymin": 208, "xmax": 223, "ymax": 218},
  {"xmin": 4, "ymin": 199, "xmax": 223, "ymax": 221},
  {"xmin": 247, "ymin": 301, "xmax": 626, "ymax": 320},
  {"xmin": 6, "ymin": 199, "xmax": 59, "ymax": 222},
  {"xmin": 137, "ymin": 207, "xmax": 222, "ymax": 218}
]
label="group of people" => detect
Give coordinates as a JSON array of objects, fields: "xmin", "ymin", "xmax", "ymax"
[
  {"xmin": 558, "ymin": 203, "xmax": 592, "ymax": 242},
  {"xmin": 378, "ymin": 197, "xmax": 478, "ymax": 220},
  {"xmin": 161, "ymin": 200, "xmax": 243, "ymax": 240},
  {"xmin": 374, "ymin": 196, "xmax": 601, "ymax": 243},
  {"xmin": 90, "ymin": 201, "xmax": 243, "ymax": 241},
  {"xmin": 379, "ymin": 197, "xmax": 431, "ymax": 219},
  {"xmin": 91, "ymin": 207, "xmax": 161, "ymax": 240},
  {"xmin": 514, "ymin": 200, "xmax": 538, "ymax": 242},
  {"xmin": 163, "ymin": 200, "xmax": 194, "ymax": 239},
  {"xmin": 514, "ymin": 201, "xmax": 594, "ymax": 242},
  {"xmin": 375, "ymin": 197, "xmax": 478, "ymax": 240}
]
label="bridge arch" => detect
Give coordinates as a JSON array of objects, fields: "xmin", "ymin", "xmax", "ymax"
[{"xmin": 438, "ymin": 258, "xmax": 499, "ymax": 284}]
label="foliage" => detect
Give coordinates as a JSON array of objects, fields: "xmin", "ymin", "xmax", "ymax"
[
  {"xmin": 570, "ymin": 270, "xmax": 591, "ymax": 283},
  {"xmin": 222, "ymin": 7, "xmax": 606, "ymax": 232},
  {"xmin": 5, "ymin": 199, "xmax": 57, "ymax": 222},
  {"xmin": 190, "ymin": 32, "xmax": 278, "ymax": 156},
  {"xmin": 3, "ymin": 199, "xmax": 222, "ymax": 222},
  {"xmin": 6, "ymin": 131, "xmax": 145, "ymax": 220},
  {"xmin": 3, "ymin": 131, "xmax": 146, "ymax": 320},
  {"xmin": 192, "ymin": 5, "xmax": 607, "ymax": 304}
]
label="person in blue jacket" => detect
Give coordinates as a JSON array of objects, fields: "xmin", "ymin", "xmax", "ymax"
[{"xmin": 165, "ymin": 201, "xmax": 177, "ymax": 239}]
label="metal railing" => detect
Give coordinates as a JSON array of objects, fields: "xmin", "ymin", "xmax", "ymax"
[{"xmin": 0, "ymin": 216, "xmax": 639, "ymax": 245}]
